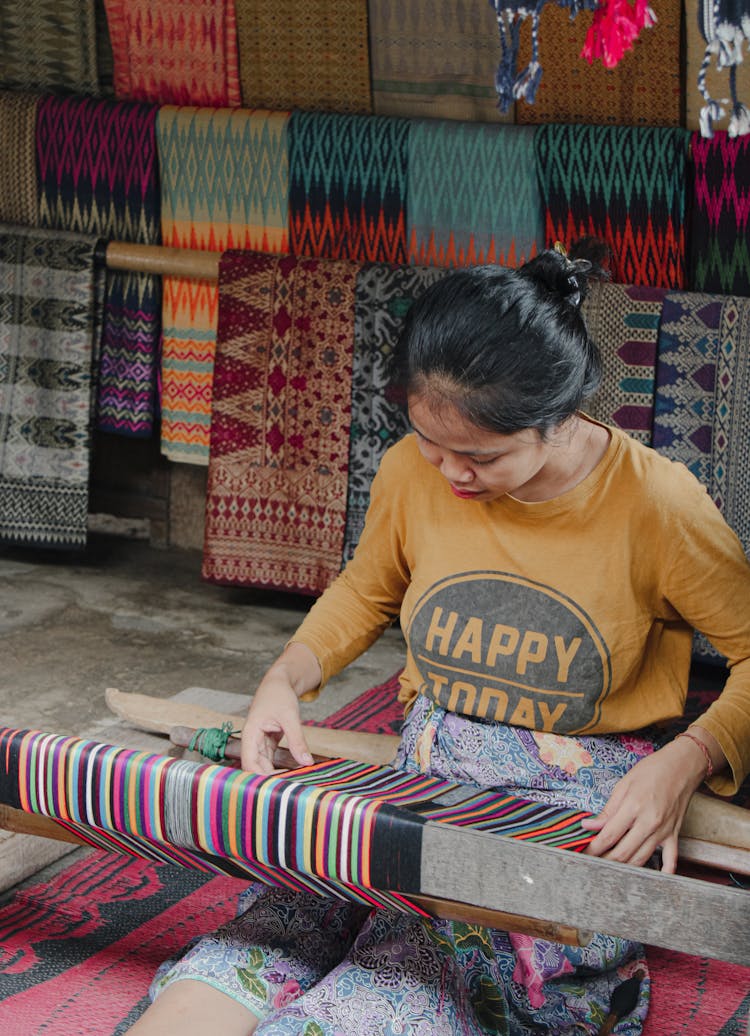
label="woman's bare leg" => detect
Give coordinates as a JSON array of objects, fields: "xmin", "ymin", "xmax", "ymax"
[{"xmin": 125, "ymin": 980, "xmax": 260, "ymax": 1036}]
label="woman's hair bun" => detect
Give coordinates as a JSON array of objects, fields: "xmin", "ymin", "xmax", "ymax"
[{"xmin": 519, "ymin": 236, "xmax": 611, "ymax": 308}]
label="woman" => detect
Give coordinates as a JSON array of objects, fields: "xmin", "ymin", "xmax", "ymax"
[{"xmin": 130, "ymin": 244, "xmax": 750, "ymax": 1035}]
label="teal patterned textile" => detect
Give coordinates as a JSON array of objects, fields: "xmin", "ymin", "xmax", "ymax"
[
  {"xmin": 407, "ymin": 120, "xmax": 543, "ymax": 268},
  {"xmin": 0, "ymin": 226, "xmax": 101, "ymax": 549},
  {"xmin": 653, "ymin": 291, "xmax": 750, "ymax": 661},
  {"xmin": 343, "ymin": 263, "xmax": 447, "ymax": 562}
]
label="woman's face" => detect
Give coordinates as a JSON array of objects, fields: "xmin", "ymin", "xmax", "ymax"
[{"xmin": 408, "ymin": 394, "xmax": 554, "ymax": 503}]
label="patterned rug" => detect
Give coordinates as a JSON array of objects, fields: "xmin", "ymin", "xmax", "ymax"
[
  {"xmin": 202, "ymin": 251, "xmax": 359, "ymax": 595},
  {"xmin": 0, "ymin": 667, "xmax": 747, "ymax": 1034},
  {"xmin": 36, "ymin": 94, "xmax": 162, "ymax": 438},
  {"xmin": 0, "ymin": 226, "xmax": 101, "ymax": 550},
  {"xmin": 406, "ymin": 120, "xmax": 543, "ymax": 268},
  {"xmin": 534, "ymin": 124, "xmax": 690, "ymax": 289}
]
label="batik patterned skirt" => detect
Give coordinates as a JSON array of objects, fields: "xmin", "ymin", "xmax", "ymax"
[{"xmin": 150, "ymin": 696, "xmax": 654, "ymax": 1034}]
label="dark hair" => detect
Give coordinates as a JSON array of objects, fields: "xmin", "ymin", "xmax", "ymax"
[{"xmin": 391, "ymin": 239, "xmax": 609, "ymax": 437}]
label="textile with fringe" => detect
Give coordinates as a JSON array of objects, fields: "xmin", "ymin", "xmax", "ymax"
[
  {"xmin": 514, "ymin": 0, "xmax": 680, "ymax": 125},
  {"xmin": 534, "ymin": 124, "xmax": 690, "ymax": 288},
  {"xmin": 102, "ymin": 0, "xmax": 241, "ymax": 106},
  {"xmin": 156, "ymin": 106, "xmax": 289, "ymax": 465},
  {"xmin": 36, "ymin": 95, "xmax": 161, "ymax": 438},
  {"xmin": 689, "ymin": 131, "xmax": 750, "ymax": 295},
  {"xmin": 235, "ymin": 0, "xmax": 371, "ymax": 114},
  {"xmin": 0, "ymin": 226, "xmax": 101, "ymax": 549},
  {"xmin": 369, "ymin": 0, "xmax": 508, "ymax": 123},
  {"xmin": 202, "ymin": 252, "xmax": 358, "ymax": 596},
  {"xmin": 407, "ymin": 121, "xmax": 543, "ymax": 268},
  {"xmin": 288, "ymin": 111, "xmax": 409, "ymax": 264},
  {"xmin": 581, "ymin": 282, "xmax": 667, "ymax": 445}
]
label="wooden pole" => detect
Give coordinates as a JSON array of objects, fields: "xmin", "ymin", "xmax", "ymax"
[{"xmin": 104, "ymin": 241, "xmax": 220, "ymax": 281}]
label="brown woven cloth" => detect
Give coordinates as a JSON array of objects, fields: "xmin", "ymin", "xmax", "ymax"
[
  {"xmin": 370, "ymin": 0, "xmax": 512, "ymax": 122},
  {"xmin": 0, "ymin": 93, "xmax": 40, "ymax": 227},
  {"xmin": 515, "ymin": 0, "xmax": 681, "ymax": 125},
  {"xmin": 235, "ymin": 0, "xmax": 371, "ymax": 114}
]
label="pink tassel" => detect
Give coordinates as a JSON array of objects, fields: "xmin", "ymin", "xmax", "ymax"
[{"xmin": 581, "ymin": 0, "xmax": 656, "ymax": 69}]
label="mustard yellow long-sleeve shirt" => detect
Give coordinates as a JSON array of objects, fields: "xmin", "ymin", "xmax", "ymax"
[{"xmin": 293, "ymin": 424, "xmax": 750, "ymax": 796}]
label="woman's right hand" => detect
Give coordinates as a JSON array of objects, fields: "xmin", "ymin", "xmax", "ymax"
[{"xmin": 240, "ymin": 643, "xmax": 321, "ymax": 774}]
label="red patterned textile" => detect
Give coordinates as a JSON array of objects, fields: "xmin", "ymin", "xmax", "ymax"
[
  {"xmin": 202, "ymin": 251, "xmax": 359, "ymax": 595},
  {"xmin": 103, "ymin": 0, "xmax": 241, "ymax": 106}
]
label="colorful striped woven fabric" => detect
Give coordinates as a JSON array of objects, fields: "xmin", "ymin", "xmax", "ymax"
[
  {"xmin": 235, "ymin": 0, "xmax": 371, "ymax": 114},
  {"xmin": 102, "ymin": 0, "xmax": 241, "ymax": 106},
  {"xmin": 0, "ymin": 92, "xmax": 40, "ymax": 227},
  {"xmin": 157, "ymin": 106, "xmax": 290, "ymax": 464},
  {"xmin": 0, "ymin": 0, "xmax": 100, "ymax": 94},
  {"xmin": 534, "ymin": 124, "xmax": 691, "ymax": 289},
  {"xmin": 514, "ymin": 0, "xmax": 681, "ymax": 126},
  {"xmin": 369, "ymin": 0, "xmax": 510, "ymax": 123},
  {"xmin": 36, "ymin": 95, "xmax": 161, "ymax": 438},
  {"xmin": 652, "ymin": 291, "xmax": 750, "ymax": 663},
  {"xmin": 407, "ymin": 121, "xmax": 543, "ymax": 268},
  {"xmin": 0, "ymin": 227, "xmax": 101, "ymax": 549},
  {"xmin": 343, "ymin": 263, "xmax": 447, "ymax": 562},
  {"xmin": 289, "ymin": 111, "xmax": 410, "ymax": 264},
  {"xmin": 689, "ymin": 132, "xmax": 750, "ymax": 296},
  {"xmin": 202, "ymin": 251, "xmax": 359, "ymax": 594},
  {"xmin": 580, "ymin": 282, "xmax": 667, "ymax": 445},
  {"xmin": 0, "ymin": 727, "xmax": 594, "ymax": 912}
]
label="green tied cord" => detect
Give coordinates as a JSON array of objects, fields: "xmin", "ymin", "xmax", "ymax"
[{"xmin": 187, "ymin": 722, "xmax": 241, "ymax": 761}]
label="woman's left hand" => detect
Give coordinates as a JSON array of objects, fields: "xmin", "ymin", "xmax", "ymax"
[{"xmin": 581, "ymin": 729, "xmax": 723, "ymax": 872}]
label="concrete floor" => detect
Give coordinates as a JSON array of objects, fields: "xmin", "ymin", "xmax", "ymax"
[{"xmin": 0, "ymin": 534, "xmax": 406, "ymax": 889}]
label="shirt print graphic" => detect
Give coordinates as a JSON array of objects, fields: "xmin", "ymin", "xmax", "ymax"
[{"xmin": 406, "ymin": 571, "xmax": 612, "ymax": 733}]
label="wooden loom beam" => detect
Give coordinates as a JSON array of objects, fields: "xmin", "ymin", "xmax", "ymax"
[{"xmin": 104, "ymin": 241, "xmax": 220, "ymax": 280}]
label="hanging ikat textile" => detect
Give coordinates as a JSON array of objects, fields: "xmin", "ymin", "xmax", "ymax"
[
  {"xmin": 288, "ymin": 111, "xmax": 409, "ymax": 264},
  {"xmin": 0, "ymin": 727, "xmax": 595, "ymax": 911},
  {"xmin": 534, "ymin": 124, "xmax": 690, "ymax": 288},
  {"xmin": 202, "ymin": 252, "xmax": 358, "ymax": 596},
  {"xmin": 36, "ymin": 95, "xmax": 161, "ymax": 437},
  {"xmin": 0, "ymin": 227, "xmax": 101, "ymax": 549},
  {"xmin": 689, "ymin": 131, "xmax": 750, "ymax": 296},
  {"xmin": 102, "ymin": 0, "xmax": 242, "ymax": 107},
  {"xmin": 406, "ymin": 120, "xmax": 543, "ymax": 268},
  {"xmin": 157, "ymin": 106, "xmax": 289, "ymax": 464}
]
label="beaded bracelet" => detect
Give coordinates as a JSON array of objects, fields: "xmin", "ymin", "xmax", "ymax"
[{"xmin": 675, "ymin": 731, "xmax": 714, "ymax": 779}]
